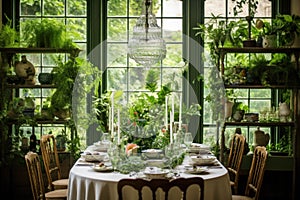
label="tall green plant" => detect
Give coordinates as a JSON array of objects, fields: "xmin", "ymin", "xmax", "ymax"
[
  {"xmin": 0, "ymin": 17, "xmax": 18, "ymax": 47},
  {"xmin": 22, "ymin": 18, "xmax": 76, "ymax": 48}
]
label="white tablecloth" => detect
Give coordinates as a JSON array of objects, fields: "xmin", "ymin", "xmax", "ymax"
[{"xmin": 67, "ymin": 157, "xmax": 232, "ymax": 200}]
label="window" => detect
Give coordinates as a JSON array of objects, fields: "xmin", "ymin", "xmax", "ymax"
[{"xmin": 104, "ymin": 0, "xmax": 184, "ymax": 102}]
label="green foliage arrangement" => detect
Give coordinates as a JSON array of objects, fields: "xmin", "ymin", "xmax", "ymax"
[
  {"xmin": 22, "ymin": 18, "xmax": 77, "ymax": 48},
  {"xmin": 0, "ymin": 17, "xmax": 18, "ymax": 47},
  {"xmin": 256, "ymin": 14, "xmax": 300, "ymax": 46}
]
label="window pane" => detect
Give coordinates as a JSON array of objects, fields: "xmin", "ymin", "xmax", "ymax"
[
  {"xmin": 67, "ymin": 0, "xmax": 86, "ymax": 16},
  {"xmin": 107, "ymin": 68, "xmax": 127, "ymax": 90},
  {"xmin": 67, "ymin": 18, "xmax": 87, "ymax": 42},
  {"xmin": 163, "ymin": 44, "xmax": 184, "ymax": 67},
  {"xmin": 43, "ymin": 0, "xmax": 65, "ymax": 16},
  {"xmin": 254, "ymin": 0, "xmax": 272, "ymax": 18},
  {"xmin": 107, "ymin": 44, "xmax": 128, "ymax": 67},
  {"xmin": 162, "ymin": 68, "xmax": 182, "ymax": 91},
  {"xmin": 108, "ymin": 18, "xmax": 127, "ymax": 42},
  {"xmin": 249, "ymin": 99, "xmax": 271, "ymax": 113},
  {"xmin": 205, "ymin": 0, "xmax": 225, "ymax": 17},
  {"xmin": 108, "ymin": 0, "xmax": 127, "ymax": 16},
  {"xmin": 250, "ymin": 89, "xmax": 271, "ymax": 97},
  {"xmin": 20, "ymin": 0, "xmax": 41, "ymax": 16},
  {"xmin": 163, "ymin": 19, "xmax": 182, "ymax": 42},
  {"xmin": 162, "ymin": 0, "xmax": 182, "ymax": 17}
]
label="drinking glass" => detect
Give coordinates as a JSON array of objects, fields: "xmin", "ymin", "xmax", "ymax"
[
  {"xmin": 107, "ymin": 145, "xmax": 120, "ymax": 172},
  {"xmin": 184, "ymin": 132, "xmax": 193, "ymax": 147}
]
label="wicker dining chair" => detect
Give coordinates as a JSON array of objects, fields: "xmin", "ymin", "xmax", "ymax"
[
  {"xmin": 117, "ymin": 177, "xmax": 204, "ymax": 200},
  {"xmin": 25, "ymin": 151, "xmax": 68, "ymax": 200},
  {"xmin": 40, "ymin": 134, "xmax": 69, "ymax": 191},
  {"xmin": 226, "ymin": 133, "xmax": 246, "ymax": 194},
  {"xmin": 232, "ymin": 146, "xmax": 268, "ymax": 200}
]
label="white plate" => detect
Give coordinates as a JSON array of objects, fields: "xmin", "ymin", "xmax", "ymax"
[
  {"xmin": 189, "ymin": 143, "xmax": 211, "ymax": 153},
  {"xmin": 185, "ymin": 167, "xmax": 209, "ymax": 174},
  {"xmin": 91, "ymin": 165, "xmax": 113, "ymax": 172},
  {"xmin": 143, "ymin": 168, "xmax": 169, "ymax": 179},
  {"xmin": 190, "ymin": 155, "xmax": 216, "ymax": 165},
  {"xmin": 81, "ymin": 152, "xmax": 106, "ymax": 162}
]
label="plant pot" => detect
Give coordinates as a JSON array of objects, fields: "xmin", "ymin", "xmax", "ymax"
[
  {"xmin": 253, "ymin": 127, "xmax": 270, "ymax": 147},
  {"xmin": 56, "ymin": 135, "xmax": 67, "ymax": 151},
  {"xmin": 54, "ymin": 109, "xmax": 70, "ymax": 120},
  {"xmin": 41, "ymin": 108, "xmax": 53, "ymax": 119},
  {"xmin": 262, "ymin": 34, "xmax": 277, "ymax": 48},
  {"xmin": 38, "ymin": 73, "xmax": 53, "ymax": 84},
  {"xmin": 224, "ymin": 101, "xmax": 234, "ymax": 120},
  {"xmin": 243, "ymin": 39, "xmax": 256, "ymax": 47},
  {"xmin": 232, "ymin": 110, "xmax": 245, "ymax": 122},
  {"xmin": 14, "ymin": 55, "xmax": 36, "ymax": 83}
]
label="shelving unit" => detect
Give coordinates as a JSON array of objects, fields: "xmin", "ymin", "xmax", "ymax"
[
  {"xmin": 0, "ymin": 47, "xmax": 79, "ymax": 154},
  {"xmin": 218, "ymin": 47, "xmax": 300, "ymax": 199}
]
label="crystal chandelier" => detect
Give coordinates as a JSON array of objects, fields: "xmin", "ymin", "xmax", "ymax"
[{"xmin": 128, "ymin": 0, "xmax": 166, "ymax": 68}]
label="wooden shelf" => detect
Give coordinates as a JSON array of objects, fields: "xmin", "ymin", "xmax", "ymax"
[
  {"xmin": 7, "ymin": 118, "xmax": 69, "ymax": 124},
  {"xmin": 0, "ymin": 47, "xmax": 80, "ymax": 54},
  {"xmin": 224, "ymin": 121, "xmax": 295, "ymax": 127},
  {"xmin": 7, "ymin": 84, "xmax": 56, "ymax": 88},
  {"xmin": 218, "ymin": 47, "xmax": 300, "ymax": 54},
  {"xmin": 224, "ymin": 84, "xmax": 300, "ymax": 89}
]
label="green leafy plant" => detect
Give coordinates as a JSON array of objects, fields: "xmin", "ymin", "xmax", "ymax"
[
  {"xmin": 22, "ymin": 18, "xmax": 77, "ymax": 48},
  {"xmin": 274, "ymin": 14, "xmax": 300, "ymax": 46},
  {"xmin": 0, "ymin": 16, "xmax": 18, "ymax": 47},
  {"xmin": 247, "ymin": 54, "xmax": 299, "ymax": 86},
  {"xmin": 267, "ymin": 134, "xmax": 292, "ymax": 156},
  {"xmin": 256, "ymin": 14, "xmax": 300, "ymax": 46}
]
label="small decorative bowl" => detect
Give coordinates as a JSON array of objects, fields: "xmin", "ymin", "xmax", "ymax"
[
  {"xmin": 81, "ymin": 151, "xmax": 106, "ymax": 162},
  {"xmin": 142, "ymin": 149, "xmax": 163, "ymax": 159},
  {"xmin": 38, "ymin": 73, "xmax": 53, "ymax": 84},
  {"xmin": 244, "ymin": 113, "xmax": 259, "ymax": 122}
]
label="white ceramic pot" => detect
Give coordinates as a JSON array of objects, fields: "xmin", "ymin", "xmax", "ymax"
[
  {"xmin": 262, "ymin": 35, "xmax": 277, "ymax": 48},
  {"xmin": 224, "ymin": 100, "xmax": 234, "ymax": 120},
  {"xmin": 253, "ymin": 127, "xmax": 270, "ymax": 147},
  {"xmin": 15, "ymin": 55, "xmax": 36, "ymax": 78}
]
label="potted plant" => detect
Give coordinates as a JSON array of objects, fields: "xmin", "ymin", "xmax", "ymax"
[
  {"xmin": 231, "ymin": 101, "xmax": 248, "ymax": 122},
  {"xmin": 274, "ymin": 14, "xmax": 300, "ymax": 46},
  {"xmin": 256, "ymin": 14, "xmax": 300, "ymax": 47},
  {"xmin": 0, "ymin": 17, "xmax": 18, "ymax": 47},
  {"xmin": 50, "ymin": 55, "xmax": 81, "ymax": 119},
  {"xmin": 21, "ymin": 18, "xmax": 77, "ymax": 48},
  {"xmin": 255, "ymin": 19, "xmax": 278, "ymax": 48}
]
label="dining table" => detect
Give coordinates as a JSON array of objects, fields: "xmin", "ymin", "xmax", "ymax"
[{"xmin": 67, "ymin": 146, "xmax": 232, "ymax": 200}]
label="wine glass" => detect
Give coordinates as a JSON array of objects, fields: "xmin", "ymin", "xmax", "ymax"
[
  {"xmin": 184, "ymin": 132, "xmax": 193, "ymax": 148},
  {"xmin": 107, "ymin": 145, "xmax": 120, "ymax": 172}
]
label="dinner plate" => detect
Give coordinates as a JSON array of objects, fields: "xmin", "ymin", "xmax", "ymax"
[
  {"xmin": 142, "ymin": 149, "xmax": 163, "ymax": 159},
  {"xmin": 143, "ymin": 168, "xmax": 169, "ymax": 179},
  {"xmin": 190, "ymin": 155, "xmax": 217, "ymax": 165},
  {"xmin": 91, "ymin": 165, "xmax": 113, "ymax": 172},
  {"xmin": 185, "ymin": 167, "xmax": 209, "ymax": 174}
]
